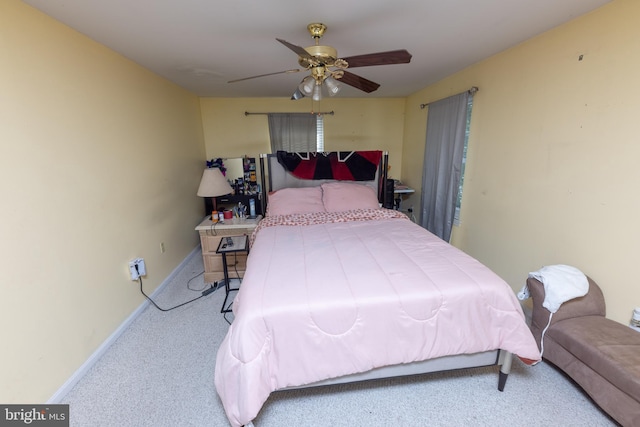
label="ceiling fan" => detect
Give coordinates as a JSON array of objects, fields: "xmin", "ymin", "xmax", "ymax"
[{"xmin": 228, "ymin": 23, "xmax": 412, "ymax": 100}]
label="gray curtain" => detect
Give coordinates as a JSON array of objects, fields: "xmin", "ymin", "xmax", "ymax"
[
  {"xmin": 268, "ymin": 113, "xmax": 317, "ymax": 152},
  {"xmin": 420, "ymin": 91, "xmax": 470, "ymax": 242}
]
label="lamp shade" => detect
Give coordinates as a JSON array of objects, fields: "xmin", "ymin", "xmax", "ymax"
[
  {"xmin": 324, "ymin": 76, "xmax": 341, "ymax": 96},
  {"xmin": 196, "ymin": 168, "xmax": 233, "ymax": 197},
  {"xmin": 298, "ymin": 75, "xmax": 315, "ymax": 97}
]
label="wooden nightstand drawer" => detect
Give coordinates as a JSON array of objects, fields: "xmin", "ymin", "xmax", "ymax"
[{"xmin": 203, "ymin": 252, "xmax": 247, "ymax": 274}]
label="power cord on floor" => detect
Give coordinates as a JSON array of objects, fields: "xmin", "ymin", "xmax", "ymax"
[
  {"xmin": 186, "ymin": 270, "xmax": 207, "ymax": 292},
  {"xmin": 405, "ymin": 207, "xmax": 417, "ymax": 223},
  {"xmin": 136, "ymin": 263, "xmax": 217, "ymax": 312}
]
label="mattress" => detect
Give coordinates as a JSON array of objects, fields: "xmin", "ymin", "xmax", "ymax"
[{"xmin": 215, "ymin": 209, "xmax": 541, "ymax": 426}]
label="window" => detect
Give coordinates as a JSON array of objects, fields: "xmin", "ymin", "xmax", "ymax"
[
  {"xmin": 268, "ymin": 113, "xmax": 321, "ymax": 153},
  {"xmin": 454, "ymin": 96, "xmax": 473, "ymax": 225}
]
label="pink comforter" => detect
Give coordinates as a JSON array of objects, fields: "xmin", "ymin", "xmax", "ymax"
[{"xmin": 215, "ymin": 210, "xmax": 541, "ymax": 426}]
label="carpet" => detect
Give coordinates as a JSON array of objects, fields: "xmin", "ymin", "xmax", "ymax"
[{"xmin": 62, "ymin": 251, "xmax": 617, "ymax": 426}]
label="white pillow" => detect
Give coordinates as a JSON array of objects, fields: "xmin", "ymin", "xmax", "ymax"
[
  {"xmin": 266, "ymin": 187, "xmax": 326, "ymax": 216},
  {"xmin": 321, "ymin": 182, "xmax": 380, "ymax": 212}
]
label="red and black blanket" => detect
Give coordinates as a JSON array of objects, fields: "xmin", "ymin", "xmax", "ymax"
[{"xmin": 276, "ymin": 150, "xmax": 382, "ymax": 181}]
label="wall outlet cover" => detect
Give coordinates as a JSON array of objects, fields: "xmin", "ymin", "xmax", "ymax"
[{"xmin": 128, "ymin": 258, "xmax": 146, "ymax": 280}]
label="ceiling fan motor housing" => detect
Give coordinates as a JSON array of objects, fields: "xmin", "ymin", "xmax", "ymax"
[{"xmin": 299, "ymin": 45, "xmax": 338, "ymax": 68}]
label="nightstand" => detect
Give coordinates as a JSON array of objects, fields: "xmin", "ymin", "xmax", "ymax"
[{"xmin": 194, "ymin": 215, "xmax": 262, "ymax": 285}]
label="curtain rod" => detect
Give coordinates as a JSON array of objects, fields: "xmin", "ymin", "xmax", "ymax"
[
  {"xmin": 419, "ymin": 87, "xmax": 479, "ymax": 109},
  {"xmin": 244, "ymin": 111, "xmax": 334, "ymax": 116}
]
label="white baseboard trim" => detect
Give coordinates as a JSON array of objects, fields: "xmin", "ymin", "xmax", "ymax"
[{"xmin": 47, "ymin": 246, "xmax": 201, "ymax": 403}]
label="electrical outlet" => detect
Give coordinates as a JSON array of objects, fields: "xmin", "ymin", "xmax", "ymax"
[
  {"xmin": 129, "ymin": 261, "xmax": 139, "ymax": 280},
  {"xmin": 160, "ymin": 242, "xmax": 165, "ymax": 253},
  {"xmin": 136, "ymin": 258, "xmax": 146, "ymax": 276},
  {"xmin": 128, "ymin": 258, "xmax": 146, "ymax": 280}
]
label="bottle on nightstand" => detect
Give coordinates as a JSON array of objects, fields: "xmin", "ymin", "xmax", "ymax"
[{"xmin": 249, "ymin": 198, "xmax": 256, "ymax": 217}]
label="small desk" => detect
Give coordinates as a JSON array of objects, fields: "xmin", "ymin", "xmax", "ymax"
[
  {"xmin": 394, "ymin": 185, "xmax": 415, "ymax": 210},
  {"xmin": 195, "ymin": 216, "xmax": 261, "ymax": 284},
  {"xmin": 216, "ymin": 235, "xmax": 249, "ymax": 313}
]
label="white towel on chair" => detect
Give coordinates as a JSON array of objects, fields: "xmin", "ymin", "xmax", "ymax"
[{"xmin": 527, "ymin": 264, "xmax": 589, "ymax": 313}]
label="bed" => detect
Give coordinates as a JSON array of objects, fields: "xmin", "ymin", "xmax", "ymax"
[{"xmin": 214, "ymin": 151, "xmax": 541, "ymax": 427}]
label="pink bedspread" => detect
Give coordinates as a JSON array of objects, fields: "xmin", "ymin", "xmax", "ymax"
[{"xmin": 215, "ymin": 210, "xmax": 541, "ymax": 426}]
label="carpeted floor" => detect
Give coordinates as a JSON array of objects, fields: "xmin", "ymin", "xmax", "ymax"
[{"xmin": 62, "ymin": 251, "xmax": 618, "ymax": 426}]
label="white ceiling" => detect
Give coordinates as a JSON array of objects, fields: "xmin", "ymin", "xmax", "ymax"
[{"xmin": 24, "ymin": 0, "xmax": 610, "ymax": 98}]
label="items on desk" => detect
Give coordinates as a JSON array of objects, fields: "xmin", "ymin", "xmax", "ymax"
[
  {"xmin": 234, "ymin": 177, "xmax": 244, "ymax": 195},
  {"xmin": 236, "ymin": 202, "xmax": 247, "ymax": 220},
  {"xmin": 391, "ymin": 180, "xmax": 415, "ymax": 211},
  {"xmin": 221, "ymin": 236, "xmax": 234, "ymax": 249},
  {"xmin": 212, "ymin": 204, "xmax": 251, "ymax": 223}
]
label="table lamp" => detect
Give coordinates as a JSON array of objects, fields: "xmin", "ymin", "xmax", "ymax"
[{"xmin": 197, "ymin": 167, "xmax": 233, "ymax": 218}]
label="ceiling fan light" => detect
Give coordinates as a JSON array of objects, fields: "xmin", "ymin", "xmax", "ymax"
[
  {"xmin": 324, "ymin": 76, "xmax": 341, "ymax": 96},
  {"xmin": 298, "ymin": 76, "xmax": 315, "ymax": 96},
  {"xmin": 291, "ymin": 88, "xmax": 305, "ymax": 100},
  {"xmin": 312, "ymin": 84, "xmax": 322, "ymax": 101}
]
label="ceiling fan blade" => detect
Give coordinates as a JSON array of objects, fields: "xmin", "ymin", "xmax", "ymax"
[
  {"xmin": 338, "ymin": 71, "xmax": 380, "ymax": 93},
  {"xmin": 341, "ymin": 49, "xmax": 412, "ymax": 68},
  {"xmin": 228, "ymin": 69, "xmax": 301, "ymax": 83},
  {"xmin": 276, "ymin": 38, "xmax": 312, "ymax": 59}
]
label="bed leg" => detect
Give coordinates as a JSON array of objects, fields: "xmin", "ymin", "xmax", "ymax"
[{"xmin": 498, "ymin": 351, "xmax": 513, "ymax": 391}]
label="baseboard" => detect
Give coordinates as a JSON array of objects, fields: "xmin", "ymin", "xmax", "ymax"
[{"xmin": 47, "ymin": 246, "xmax": 201, "ymax": 403}]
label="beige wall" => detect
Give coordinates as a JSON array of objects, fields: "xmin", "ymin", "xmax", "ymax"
[
  {"xmin": 403, "ymin": 0, "xmax": 639, "ymax": 324},
  {"xmin": 0, "ymin": 1, "xmax": 205, "ymax": 402},
  {"xmin": 199, "ymin": 97, "xmax": 406, "ymax": 178}
]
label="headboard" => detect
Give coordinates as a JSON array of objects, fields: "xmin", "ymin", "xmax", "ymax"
[{"xmin": 259, "ymin": 151, "xmax": 389, "ymax": 214}]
